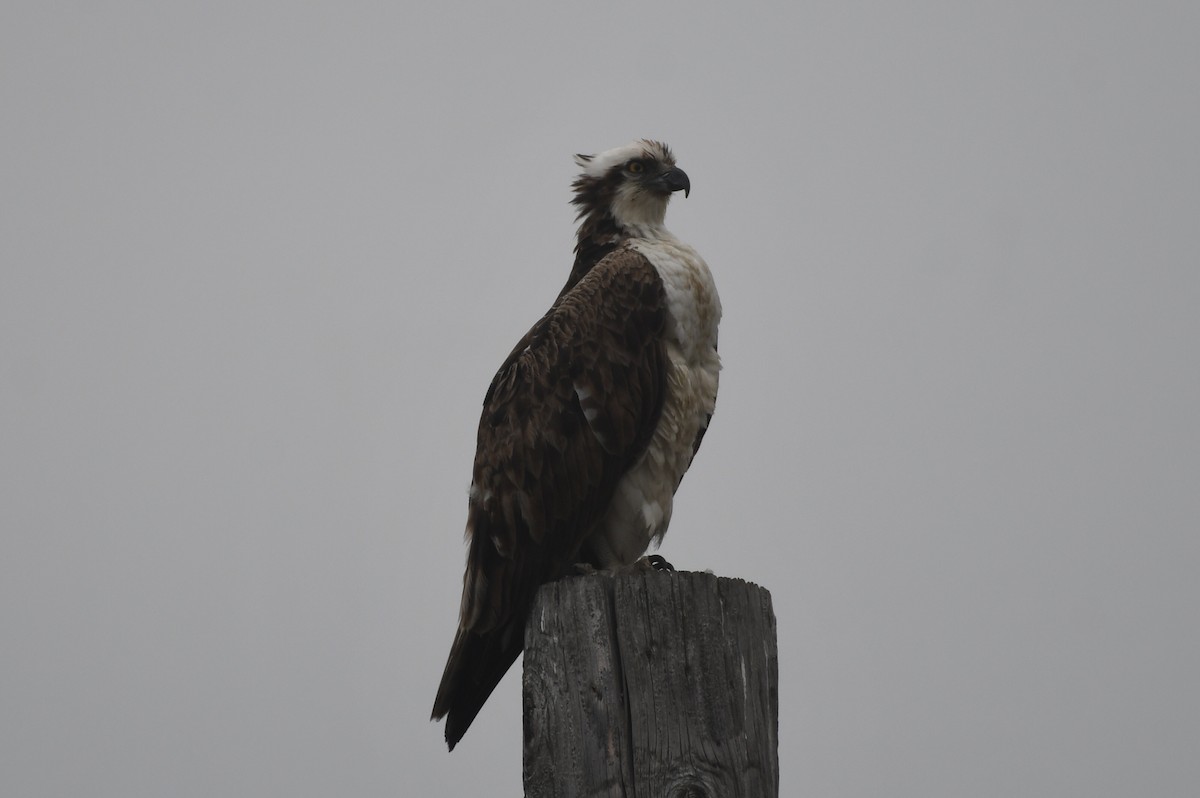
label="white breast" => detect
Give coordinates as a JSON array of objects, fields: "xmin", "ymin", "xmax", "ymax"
[
  {"xmin": 589, "ymin": 233, "xmax": 722, "ymax": 567},
  {"xmin": 634, "ymin": 236, "xmax": 721, "ymax": 354}
]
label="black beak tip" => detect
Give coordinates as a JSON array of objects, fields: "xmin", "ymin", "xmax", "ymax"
[{"xmin": 676, "ymin": 168, "xmax": 692, "ymax": 198}]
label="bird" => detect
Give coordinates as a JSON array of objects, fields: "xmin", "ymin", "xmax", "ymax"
[{"xmin": 431, "ymin": 140, "xmax": 721, "ymax": 750}]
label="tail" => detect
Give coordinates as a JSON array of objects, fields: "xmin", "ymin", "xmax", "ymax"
[{"xmin": 431, "ymin": 619, "xmax": 524, "ymax": 750}]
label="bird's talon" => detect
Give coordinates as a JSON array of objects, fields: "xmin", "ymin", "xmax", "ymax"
[{"xmin": 643, "ymin": 554, "xmax": 675, "ymax": 572}]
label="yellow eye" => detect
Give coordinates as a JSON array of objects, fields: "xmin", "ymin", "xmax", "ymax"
[{"xmin": 627, "ymin": 161, "xmax": 644, "ymax": 174}]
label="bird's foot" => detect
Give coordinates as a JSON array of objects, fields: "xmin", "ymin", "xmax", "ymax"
[
  {"xmin": 637, "ymin": 554, "xmax": 675, "ymax": 572},
  {"xmin": 573, "ymin": 555, "xmax": 674, "ymax": 577}
]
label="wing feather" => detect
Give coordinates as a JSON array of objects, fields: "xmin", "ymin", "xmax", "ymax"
[{"xmin": 432, "ymin": 248, "xmax": 667, "ymax": 748}]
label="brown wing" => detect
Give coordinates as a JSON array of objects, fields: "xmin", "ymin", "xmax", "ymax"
[{"xmin": 431, "ymin": 248, "xmax": 667, "ymax": 749}]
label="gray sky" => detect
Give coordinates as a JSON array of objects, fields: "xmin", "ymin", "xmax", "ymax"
[{"xmin": 3, "ymin": 2, "xmax": 1198, "ymax": 796}]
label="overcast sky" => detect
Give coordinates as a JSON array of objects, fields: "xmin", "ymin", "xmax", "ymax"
[{"xmin": 3, "ymin": 2, "xmax": 1198, "ymax": 796}]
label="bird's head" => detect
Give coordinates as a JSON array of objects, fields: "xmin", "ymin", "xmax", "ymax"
[{"xmin": 571, "ymin": 139, "xmax": 690, "ymax": 235}]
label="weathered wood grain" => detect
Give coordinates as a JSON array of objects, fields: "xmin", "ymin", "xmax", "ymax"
[{"xmin": 523, "ymin": 571, "xmax": 778, "ymax": 798}]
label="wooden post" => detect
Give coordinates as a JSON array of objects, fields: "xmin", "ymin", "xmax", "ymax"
[{"xmin": 523, "ymin": 571, "xmax": 778, "ymax": 798}]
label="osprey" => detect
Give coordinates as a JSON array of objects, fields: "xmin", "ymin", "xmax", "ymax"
[{"xmin": 432, "ymin": 140, "xmax": 721, "ymax": 750}]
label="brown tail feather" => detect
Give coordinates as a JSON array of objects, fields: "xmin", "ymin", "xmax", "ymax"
[{"xmin": 431, "ymin": 620, "xmax": 524, "ymax": 750}]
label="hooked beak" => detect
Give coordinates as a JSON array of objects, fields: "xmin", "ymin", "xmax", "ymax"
[{"xmin": 653, "ymin": 166, "xmax": 691, "ymax": 198}]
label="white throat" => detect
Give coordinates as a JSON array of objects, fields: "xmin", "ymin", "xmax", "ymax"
[{"xmin": 610, "ymin": 182, "xmax": 671, "ymax": 237}]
